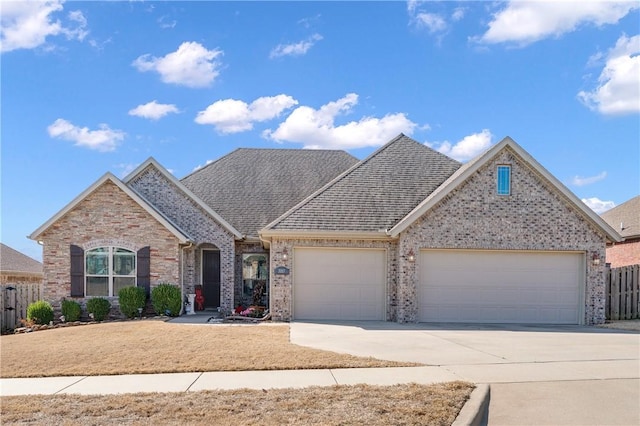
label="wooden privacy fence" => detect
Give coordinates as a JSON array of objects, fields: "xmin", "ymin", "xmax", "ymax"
[
  {"xmin": 1, "ymin": 283, "xmax": 43, "ymax": 332},
  {"xmin": 606, "ymin": 264, "xmax": 640, "ymax": 320}
]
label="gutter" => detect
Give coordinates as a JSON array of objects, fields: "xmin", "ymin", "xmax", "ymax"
[{"xmin": 179, "ymin": 241, "xmax": 194, "ymax": 315}]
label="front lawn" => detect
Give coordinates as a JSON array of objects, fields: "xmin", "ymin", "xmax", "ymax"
[
  {"xmin": 0, "ymin": 320, "xmax": 416, "ymax": 378},
  {"xmin": 0, "ymin": 382, "xmax": 475, "ymax": 426}
]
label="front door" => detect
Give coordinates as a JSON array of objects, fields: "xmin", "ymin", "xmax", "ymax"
[{"xmin": 202, "ymin": 250, "xmax": 221, "ymax": 309}]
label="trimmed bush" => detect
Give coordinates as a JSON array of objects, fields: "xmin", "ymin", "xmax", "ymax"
[
  {"xmin": 118, "ymin": 286, "xmax": 146, "ymax": 318},
  {"xmin": 151, "ymin": 283, "xmax": 182, "ymax": 316},
  {"xmin": 61, "ymin": 299, "xmax": 82, "ymax": 322},
  {"xmin": 86, "ymin": 297, "xmax": 111, "ymax": 321},
  {"xmin": 26, "ymin": 300, "xmax": 54, "ymax": 325}
]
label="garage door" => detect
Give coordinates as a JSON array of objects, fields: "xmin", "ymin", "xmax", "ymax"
[
  {"xmin": 419, "ymin": 250, "xmax": 583, "ymax": 324},
  {"xmin": 294, "ymin": 248, "xmax": 386, "ymax": 320}
]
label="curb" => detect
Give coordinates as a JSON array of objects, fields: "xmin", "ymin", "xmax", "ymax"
[{"xmin": 452, "ymin": 384, "xmax": 490, "ymax": 426}]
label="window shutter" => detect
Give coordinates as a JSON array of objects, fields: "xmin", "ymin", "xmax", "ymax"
[
  {"xmin": 137, "ymin": 246, "xmax": 151, "ymax": 298},
  {"xmin": 70, "ymin": 245, "xmax": 84, "ymax": 297}
]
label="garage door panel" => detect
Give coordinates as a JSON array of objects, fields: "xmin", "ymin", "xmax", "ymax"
[
  {"xmin": 294, "ymin": 248, "xmax": 385, "ymax": 321},
  {"xmin": 419, "ymin": 250, "xmax": 583, "ymax": 324}
]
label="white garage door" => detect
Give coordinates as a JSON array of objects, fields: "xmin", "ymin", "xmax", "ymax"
[
  {"xmin": 294, "ymin": 248, "xmax": 386, "ymax": 320},
  {"xmin": 419, "ymin": 250, "xmax": 583, "ymax": 324}
]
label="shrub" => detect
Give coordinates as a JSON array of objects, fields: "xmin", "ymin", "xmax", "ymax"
[
  {"xmin": 151, "ymin": 283, "xmax": 182, "ymax": 316},
  {"xmin": 118, "ymin": 286, "xmax": 146, "ymax": 318},
  {"xmin": 61, "ymin": 299, "xmax": 82, "ymax": 322},
  {"xmin": 86, "ymin": 297, "xmax": 111, "ymax": 321},
  {"xmin": 26, "ymin": 300, "xmax": 54, "ymax": 325}
]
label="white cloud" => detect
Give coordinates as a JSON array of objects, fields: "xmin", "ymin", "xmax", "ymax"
[
  {"xmin": 578, "ymin": 34, "xmax": 640, "ymax": 115},
  {"xmin": 47, "ymin": 118, "xmax": 125, "ymax": 152},
  {"xmin": 414, "ymin": 12, "xmax": 447, "ymax": 33},
  {"xmin": 475, "ymin": 1, "xmax": 639, "ymax": 46},
  {"xmin": 582, "ymin": 197, "xmax": 615, "ymax": 214},
  {"xmin": 428, "ymin": 129, "xmax": 493, "ymax": 162},
  {"xmin": 452, "ymin": 7, "xmax": 466, "ymax": 22},
  {"xmin": 129, "ymin": 100, "xmax": 180, "ymax": 120},
  {"xmin": 263, "ymin": 93, "xmax": 417, "ymax": 150},
  {"xmin": 1, "ymin": 0, "xmax": 88, "ymax": 53},
  {"xmin": 132, "ymin": 42, "xmax": 223, "ymax": 88},
  {"xmin": 270, "ymin": 34, "xmax": 323, "ymax": 58},
  {"xmin": 570, "ymin": 171, "xmax": 607, "ymax": 186},
  {"xmin": 192, "ymin": 159, "xmax": 214, "ymax": 173},
  {"xmin": 115, "ymin": 163, "xmax": 139, "ymax": 178},
  {"xmin": 195, "ymin": 95, "xmax": 298, "ymax": 133}
]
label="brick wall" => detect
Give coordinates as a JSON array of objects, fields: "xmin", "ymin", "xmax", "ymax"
[
  {"xmin": 268, "ymin": 147, "xmax": 608, "ymax": 325},
  {"xmin": 400, "ymin": 147, "xmax": 607, "ymax": 324},
  {"xmin": 39, "ymin": 180, "xmax": 181, "ymax": 313},
  {"xmin": 127, "ymin": 165, "xmax": 236, "ymax": 311},
  {"xmin": 606, "ymin": 239, "xmax": 640, "ymax": 268}
]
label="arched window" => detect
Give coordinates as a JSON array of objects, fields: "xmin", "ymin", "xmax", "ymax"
[{"xmin": 85, "ymin": 247, "xmax": 136, "ymax": 296}]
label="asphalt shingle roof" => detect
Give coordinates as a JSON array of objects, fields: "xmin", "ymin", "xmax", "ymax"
[
  {"xmin": 269, "ymin": 134, "xmax": 462, "ymax": 232},
  {"xmin": 181, "ymin": 148, "xmax": 359, "ymax": 237},
  {"xmin": 0, "ymin": 243, "xmax": 42, "ymax": 274},
  {"xmin": 600, "ymin": 195, "xmax": 640, "ymax": 239}
]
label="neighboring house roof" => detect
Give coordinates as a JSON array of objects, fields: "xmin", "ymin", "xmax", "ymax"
[
  {"xmin": 389, "ymin": 136, "xmax": 622, "ymax": 243},
  {"xmin": 181, "ymin": 148, "xmax": 359, "ymax": 238},
  {"xmin": 123, "ymin": 158, "xmax": 243, "ymax": 239},
  {"xmin": 0, "ymin": 243, "xmax": 42, "ymax": 274},
  {"xmin": 601, "ymin": 195, "xmax": 639, "ymax": 239},
  {"xmin": 29, "ymin": 173, "xmax": 192, "ymax": 244},
  {"xmin": 263, "ymin": 134, "xmax": 461, "ymax": 234}
]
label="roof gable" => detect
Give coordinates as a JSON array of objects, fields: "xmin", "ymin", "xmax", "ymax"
[
  {"xmin": 181, "ymin": 148, "xmax": 359, "ymax": 238},
  {"xmin": 389, "ymin": 136, "xmax": 623, "ymax": 243},
  {"xmin": 29, "ymin": 173, "xmax": 191, "ymax": 243},
  {"xmin": 124, "ymin": 158, "xmax": 243, "ymax": 239},
  {"xmin": 0, "ymin": 243, "xmax": 42, "ymax": 274},
  {"xmin": 262, "ymin": 134, "xmax": 462, "ymax": 234},
  {"xmin": 601, "ymin": 195, "xmax": 639, "ymax": 239}
]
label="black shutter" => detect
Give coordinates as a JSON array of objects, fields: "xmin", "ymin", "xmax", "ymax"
[
  {"xmin": 137, "ymin": 246, "xmax": 151, "ymax": 298},
  {"xmin": 70, "ymin": 245, "xmax": 84, "ymax": 297}
]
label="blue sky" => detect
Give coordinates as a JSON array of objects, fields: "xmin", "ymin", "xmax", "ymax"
[{"xmin": 1, "ymin": 0, "xmax": 639, "ymax": 261}]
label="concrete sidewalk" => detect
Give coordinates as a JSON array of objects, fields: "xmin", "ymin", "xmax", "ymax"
[{"xmin": 0, "ymin": 366, "xmax": 462, "ymax": 396}]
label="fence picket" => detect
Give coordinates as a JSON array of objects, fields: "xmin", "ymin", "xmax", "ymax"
[
  {"xmin": 605, "ymin": 264, "xmax": 640, "ymax": 321},
  {"xmin": 0, "ymin": 283, "xmax": 43, "ymax": 332}
]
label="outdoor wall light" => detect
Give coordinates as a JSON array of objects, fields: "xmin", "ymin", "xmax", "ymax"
[
  {"xmin": 407, "ymin": 249, "xmax": 415, "ymax": 262},
  {"xmin": 282, "ymin": 248, "xmax": 289, "ymax": 261},
  {"xmin": 592, "ymin": 252, "xmax": 601, "ymax": 266}
]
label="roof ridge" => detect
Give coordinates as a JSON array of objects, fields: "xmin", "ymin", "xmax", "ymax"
[{"xmin": 261, "ymin": 133, "xmax": 440, "ymax": 232}]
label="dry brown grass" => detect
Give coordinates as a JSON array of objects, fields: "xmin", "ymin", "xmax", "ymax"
[
  {"xmin": 0, "ymin": 321, "xmax": 416, "ymax": 378},
  {"xmin": 0, "ymin": 381, "xmax": 474, "ymax": 425}
]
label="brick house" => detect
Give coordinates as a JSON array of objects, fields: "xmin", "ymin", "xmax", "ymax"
[
  {"xmin": 0, "ymin": 243, "xmax": 43, "ymax": 286},
  {"xmin": 30, "ymin": 135, "xmax": 621, "ymax": 325},
  {"xmin": 601, "ymin": 196, "xmax": 639, "ymax": 267}
]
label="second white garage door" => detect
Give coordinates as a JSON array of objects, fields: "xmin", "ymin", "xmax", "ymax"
[
  {"xmin": 293, "ymin": 248, "xmax": 386, "ymax": 320},
  {"xmin": 419, "ymin": 250, "xmax": 584, "ymax": 324}
]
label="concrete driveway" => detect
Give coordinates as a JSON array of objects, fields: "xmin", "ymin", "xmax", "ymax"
[{"xmin": 290, "ymin": 321, "xmax": 640, "ymax": 425}]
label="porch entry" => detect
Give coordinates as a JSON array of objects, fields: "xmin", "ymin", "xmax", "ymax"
[{"xmin": 202, "ymin": 249, "xmax": 221, "ymax": 309}]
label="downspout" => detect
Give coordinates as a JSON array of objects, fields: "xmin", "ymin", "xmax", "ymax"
[{"xmin": 179, "ymin": 242, "xmax": 194, "ymax": 315}]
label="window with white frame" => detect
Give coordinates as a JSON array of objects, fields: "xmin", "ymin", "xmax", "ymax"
[
  {"xmin": 497, "ymin": 165, "xmax": 511, "ymax": 195},
  {"xmin": 85, "ymin": 247, "xmax": 136, "ymax": 296}
]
